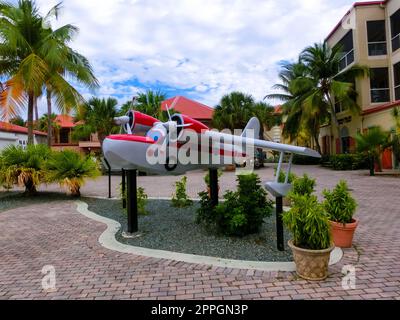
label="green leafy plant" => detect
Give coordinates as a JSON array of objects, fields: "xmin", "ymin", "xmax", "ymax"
[
  {"xmin": 291, "ymin": 174, "xmax": 316, "ymax": 196},
  {"xmin": 356, "ymin": 127, "xmax": 390, "ymax": 176},
  {"xmin": 45, "ymin": 150, "xmax": 100, "ymax": 197},
  {"xmin": 329, "ymin": 154, "xmax": 369, "ymax": 171},
  {"xmin": 119, "ymin": 184, "xmax": 149, "ymax": 215},
  {"xmin": 197, "ymin": 173, "xmax": 273, "ymax": 237},
  {"xmin": 172, "ymin": 176, "xmax": 192, "ymax": 208},
  {"xmin": 282, "ymin": 194, "xmax": 332, "ymax": 250},
  {"xmin": 323, "ymin": 180, "xmax": 357, "ymax": 224},
  {"xmin": 292, "ymin": 154, "xmax": 322, "ymax": 165},
  {"xmin": 204, "ymin": 169, "xmax": 223, "ymax": 188},
  {"xmin": 274, "ymin": 167, "xmax": 297, "ymax": 183},
  {"xmin": 0, "ymin": 144, "xmax": 51, "ymax": 194}
]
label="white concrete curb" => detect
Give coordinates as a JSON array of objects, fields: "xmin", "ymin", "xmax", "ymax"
[{"xmin": 75, "ymin": 200, "xmax": 343, "ymax": 272}]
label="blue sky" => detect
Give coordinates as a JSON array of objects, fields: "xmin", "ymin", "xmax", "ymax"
[{"xmin": 31, "ymin": 0, "xmax": 368, "ymax": 115}]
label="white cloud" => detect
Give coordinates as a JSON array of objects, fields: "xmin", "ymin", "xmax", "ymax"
[{"xmin": 34, "ymin": 0, "xmax": 361, "ymax": 114}]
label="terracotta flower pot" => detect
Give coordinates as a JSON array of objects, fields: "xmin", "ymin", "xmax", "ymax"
[
  {"xmin": 330, "ymin": 219, "xmax": 358, "ymax": 248},
  {"xmin": 288, "ymin": 240, "xmax": 334, "ymax": 281}
]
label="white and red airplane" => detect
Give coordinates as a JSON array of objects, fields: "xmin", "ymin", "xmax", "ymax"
[{"xmin": 102, "ymin": 108, "xmax": 321, "ymax": 181}]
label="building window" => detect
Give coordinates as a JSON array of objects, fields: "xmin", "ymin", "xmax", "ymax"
[
  {"xmin": 394, "ymin": 62, "xmax": 400, "ymax": 101},
  {"xmin": 340, "ymin": 127, "xmax": 350, "ymax": 154},
  {"xmin": 336, "ymin": 31, "xmax": 354, "ymax": 71},
  {"xmin": 370, "ymin": 67, "xmax": 390, "ymax": 103},
  {"xmin": 391, "ymin": 9, "xmax": 400, "ymax": 52},
  {"xmin": 59, "ymin": 128, "xmax": 70, "ymax": 144},
  {"xmin": 367, "ymin": 20, "xmax": 387, "ymax": 56}
]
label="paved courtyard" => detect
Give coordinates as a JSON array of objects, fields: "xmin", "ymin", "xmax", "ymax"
[{"xmin": 0, "ymin": 165, "xmax": 399, "ymax": 300}]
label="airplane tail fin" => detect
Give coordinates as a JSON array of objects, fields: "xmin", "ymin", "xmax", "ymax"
[{"xmin": 242, "ymin": 117, "xmax": 260, "ymax": 139}]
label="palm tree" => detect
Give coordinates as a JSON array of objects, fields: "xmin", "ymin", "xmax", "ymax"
[
  {"xmin": 38, "ymin": 113, "xmax": 59, "ymax": 134},
  {"xmin": 136, "ymin": 90, "xmax": 168, "ymax": 120},
  {"xmin": 391, "ymin": 107, "xmax": 400, "ymax": 165},
  {"xmin": 9, "ymin": 116, "xmax": 25, "ymax": 126},
  {"xmin": 300, "ymin": 42, "xmax": 368, "ymax": 154},
  {"xmin": 0, "ymin": 144, "xmax": 51, "ymax": 194},
  {"xmin": 266, "ymin": 61, "xmax": 325, "ymax": 152},
  {"xmin": 0, "ymin": 0, "xmax": 98, "ymax": 145},
  {"xmin": 73, "ymin": 97, "xmax": 119, "ymax": 145},
  {"xmin": 45, "ymin": 150, "xmax": 100, "ymax": 197},
  {"xmin": 356, "ymin": 126, "xmax": 389, "ymax": 176},
  {"xmin": 267, "ymin": 43, "xmax": 368, "ymax": 154},
  {"xmin": 212, "ymin": 92, "xmax": 255, "ymax": 131}
]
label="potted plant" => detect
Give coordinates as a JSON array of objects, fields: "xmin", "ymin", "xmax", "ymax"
[
  {"xmin": 323, "ymin": 180, "xmax": 358, "ymax": 248},
  {"xmin": 283, "ymin": 193, "xmax": 333, "ymax": 280}
]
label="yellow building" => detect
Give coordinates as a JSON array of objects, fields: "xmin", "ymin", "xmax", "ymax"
[{"xmin": 320, "ymin": 0, "xmax": 400, "ymax": 169}]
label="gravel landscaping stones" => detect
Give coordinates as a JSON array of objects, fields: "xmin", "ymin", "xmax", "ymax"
[{"xmin": 84, "ymin": 197, "xmax": 293, "ymax": 262}]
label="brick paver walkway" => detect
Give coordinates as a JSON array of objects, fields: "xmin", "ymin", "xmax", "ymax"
[{"xmin": 0, "ymin": 165, "xmax": 399, "ymax": 300}]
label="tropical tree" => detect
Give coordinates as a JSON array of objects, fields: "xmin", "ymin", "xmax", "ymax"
[
  {"xmin": 37, "ymin": 113, "xmax": 59, "ymax": 134},
  {"xmin": 73, "ymin": 97, "xmax": 119, "ymax": 144},
  {"xmin": 391, "ymin": 107, "xmax": 400, "ymax": 164},
  {"xmin": 299, "ymin": 42, "xmax": 368, "ymax": 153},
  {"xmin": 0, "ymin": 144, "xmax": 51, "ymax": 194},
  {"xmin": 267, "ymin": 43, "xmax": 368, "ymax": 154},
  {"xmin": 266, "ymin": 61, "xmax": 325, "ymax": 152},
  {"xmin": 356, "ymin": 126, "xmax": 389, "ymax": 176},
  {"xmin": 45, "ymin": 150, "xmax": 100, "ymax": 197},
  {"xmin": 0, "ymin": 0, "xmax": 98, "ymax": 145},
  {"xmin": 212, "ymin": 92, "xmax": 254, "ymax": 131},
  {"xmin": 118, "ymin": 90, "xmax": 169, "ymax": 120},
  {"xmin": 9, "ymin": 116, "xmax": 25, "ymax": 126}
]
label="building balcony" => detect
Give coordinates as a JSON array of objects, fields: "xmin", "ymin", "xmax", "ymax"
[{"xmin": 78, "ymin": 140, "xmax": 101, "ymax": 148}]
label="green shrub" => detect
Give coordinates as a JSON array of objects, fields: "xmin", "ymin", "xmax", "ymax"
[
  {"xmin": 291, "ymin": 174, "xmax": 316, "ymax": 196},
  {"xmin": 172, "ymin": 176, "xmax": 192, "ymax": 208},
  {"xmin": 282, "ymin": 194, "xmax": 332, "ymax": 250},
  {"xmin": 274, "ymin": 167, "xmax": 297, "ymax": 183},
  {"xmin": 120, "ymin": 184, "xmax": 149, "ymax": 215},
  {"xmin": 292, "ymin": 154, "xmax": 321, "ymax": 165},
  {"xmin": 197, "ymin": 173, "xmax": 273, "ymax": 237},
  {"xmin": 0, "ymin": 144, "xmax": 51, "ymax": 194},
  {"xmin": 330, "ymin": 154, "xmax": 369, "ymax": 171},
  {"xmin": 45, "ymin": 150, "xmax": 100, "ymax": 197},
  {"xmin": 323, "ymin": 180, "xmax": 357, "ymax": 224},
  {"xmin": 203, "ymin": 169, "xmax": 223, "ymax": 188}
]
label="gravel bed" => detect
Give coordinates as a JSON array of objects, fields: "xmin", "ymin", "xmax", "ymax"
[{"xmin": 84, "ymin": 197, "xmax": 293, "ymax": 262}]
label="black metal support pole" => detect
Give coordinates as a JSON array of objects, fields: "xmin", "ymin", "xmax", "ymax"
[
  {"xmin": 209, "ymin": 168, "xmax": 219, "ymax": 207},
  {"xmin": 276, "ymin": 196, "xmax": 284, "ymax": 251},
  {"xmin": 126, "ymin": 169, "xmax": 138, "ymax": 233},
  {"xmin": 103, "ymin": 158, "xmax": 112, "ymax": 199},
  {"xmin": 108, "ymin": 168, "xmax": 112, "ymax": 199},
  {"xmin": 121, "ymin": 169, "xmax": 126, "ymax": 209}
]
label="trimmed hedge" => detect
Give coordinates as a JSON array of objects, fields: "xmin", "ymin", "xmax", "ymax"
[
  {"xmin": 330, "ymin": 153, "xmax": 369, "ymax": 171},
  {"xmin": 292, "ymin": 154, "xmax": 322, "ymax": 165}
]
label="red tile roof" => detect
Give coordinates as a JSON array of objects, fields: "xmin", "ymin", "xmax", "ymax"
[
  {"xmin": 55, "ymin": 114, "xmax": 76, "ymax": 128},
  {"xmin": 363, "ymin": 100, "xmax": 400, "ymax": 115},
  {"xmin": 0, "ymin": 122, "xmax": 47, "ymax": 136},
  {"xmin": 161, "ymin": 96, "xmax": 214, "ymax": 120},
  {"xmin": 326, "ymin": 1, "xmax": 388, "ymax": 41}
]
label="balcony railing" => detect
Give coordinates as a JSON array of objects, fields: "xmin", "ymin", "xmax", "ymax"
[
  {"xmin": 339, "ymin": 49, "xmax": 354, "ymax": 71},
  {"xmin": 368, "ymin": 41, "xmax": 387, "ymax": 56},
  {"xmin": 370, "ymin": 88, "xmax": 390, "ymax": 103},
  {"xmin": 392, "ymin": 33, "xmax": 400, "ymax": 52},
  {"xmin": 395, "ymin": 84, "xmax": 400, "ymax": 101}
]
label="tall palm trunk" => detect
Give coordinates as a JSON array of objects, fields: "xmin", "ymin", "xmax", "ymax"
[
  {"xmin": 313, "ymin": 132, "xmax": 322, "ymax": 155},
  {"xmin": 27, "ymin": 92, "xmax": 35, "ymax": 145},
  {"xmin": 34, "ymin": 96, "xmax": 39, "ymax": 123},
  {"xmin": 328, "ymin": 95, "xmax": 341, "ymax": 154},
  {"xmin": 47, "ymin": 89, "xmax": 52, "ymax": 147}
]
